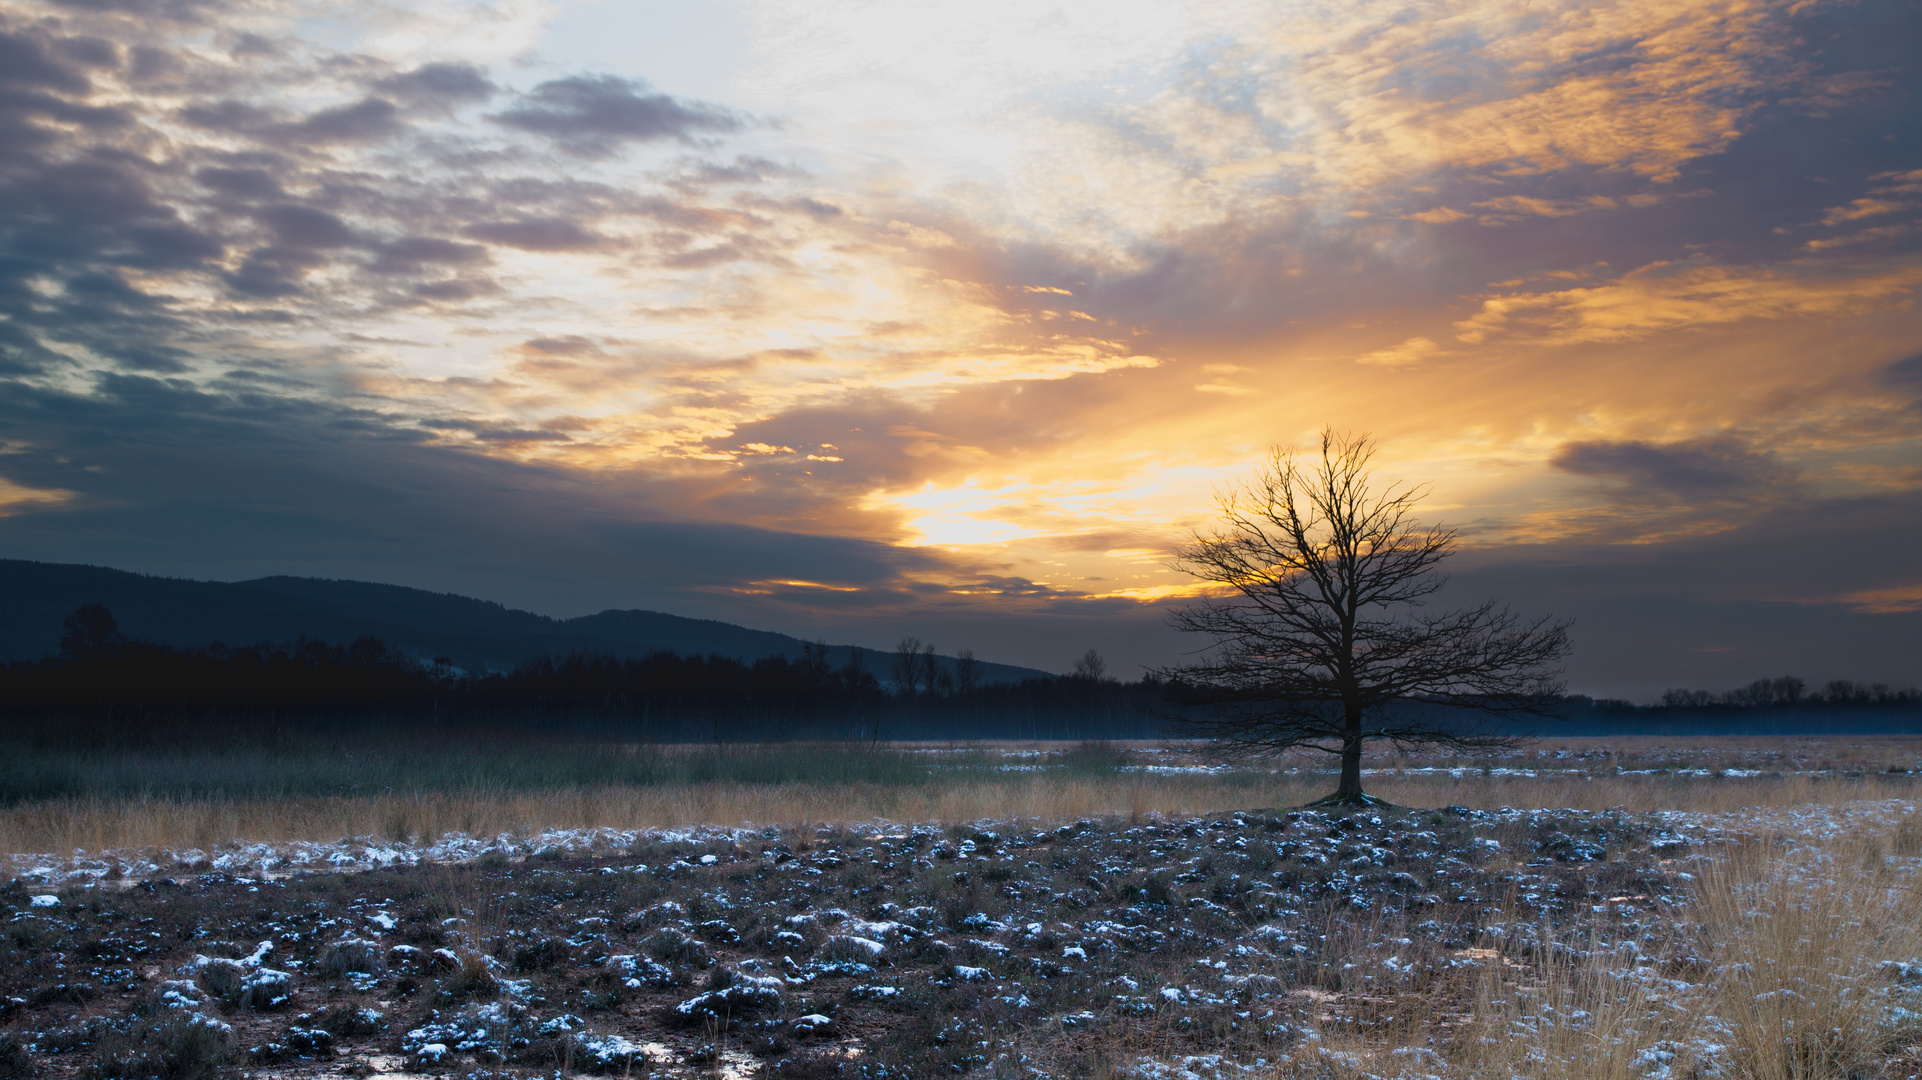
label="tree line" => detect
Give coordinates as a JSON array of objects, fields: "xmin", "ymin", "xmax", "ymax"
[
  {"xmin": 6, "ymin": 601, "xmax": 1913, "ymax": 752},
  {"xmin": 1654, "ymin": 676, "xmax": 1919, "ymax": 710},
  {"xmin": 0, "ymin": 604, "xmax": 1163, "ymax": 742}
]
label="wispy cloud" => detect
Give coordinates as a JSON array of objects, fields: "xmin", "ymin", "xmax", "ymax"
[
  {"xmin": 489, "ymin": 75, "xmax": 748, "ymax": 155},
  {"xmin": 1453, "ymin": 262, "xmax": 1922, "ymax": 346},
  {"xmin": 0, "ymin": 0, "xmax": 1917, "ymax": 690}
]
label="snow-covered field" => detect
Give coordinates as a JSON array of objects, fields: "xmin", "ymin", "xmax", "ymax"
[
  {"xmin": 4, "ymin": 797, "xmax": 1915, "ymax": 891},
  {"xmin": 5, "ymin": 783, "xmax": 1921, "ymax": 1080}
]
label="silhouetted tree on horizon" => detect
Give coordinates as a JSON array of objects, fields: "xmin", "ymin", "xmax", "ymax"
[
  {"xmin": 1155, "ymin": 429, "xmax": 1572, "ymax": 807},
  {"xmin": 954, "ymin": 649, "xmax": 981, "ymax": 696},
  {"xmin": 59, "ymin": 602, "xmax": 123, "ymax": 661},
  {"xmin": 892, "ymin": 636, "xmax": 923, "ymax": 697},
  {"xmin": 1071, "ymin": 649, "xmax": 1109, "ymax": 682}
]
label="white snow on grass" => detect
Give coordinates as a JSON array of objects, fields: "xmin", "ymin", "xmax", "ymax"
[{"xmin": 5, "ymin": 799, "xmax": 1916, "ymax": 894}]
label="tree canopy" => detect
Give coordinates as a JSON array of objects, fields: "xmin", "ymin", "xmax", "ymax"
[{"xmin": 1156, "ymin": 430, "xmax": 1572, "ymax": 805}]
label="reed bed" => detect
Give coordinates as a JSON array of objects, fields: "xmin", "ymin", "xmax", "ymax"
[
  {"xmin": 1174, "ymin": 819, "xmax": 1922, "ymax": 1080},
  {"xmin": 2, "ymin": 764, "xmax": 1917, "ymax": 856},
  {"xmin": 1451, "ymin": 825, "xmax": 1922, "ymax": 1080}
]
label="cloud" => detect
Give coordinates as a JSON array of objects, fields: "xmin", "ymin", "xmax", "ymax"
[
  {"xmin": 195, "ymin": 166, "xmax": 286, "ymax": 200},
  {"xmin": 1441, "ymin": 485, "xmax": 1922, "ymax": 689},
  {"xmin": 1028, "ymin": 0, "xmax": 1814, "ymax": 256},
  {"xmin": 1821, "ymin": 198, "xmax": 1908, "ymax": 226},
  {"xmin": 371, "ymin": 236, "xmax": 488, "ymax": 273},
  {"xmin": 519, "ymin": 335, "xmax": 603, "ymax": 356},
  {"xmin": 374, "ymin": 62, "xmax": 494, "ymax": 106},
  {"xmin": 288, "ymin": 97, "xmax": 403, "ymax": 143},
  {"xmin": 0, "ymin": 4, "xmax": 806, "ymax": 420},
  {"xmin": 419, "ymin": 418, "xmax": 572, "ymax": 443},
  {"xmin": 1550, "ymin": 437, "xmax": 1798, "ymax": 503},
  {"xmin": 489, "ymin": 75, "xmax": 746, "ymax": 155},
  {"xmin": 1355, "ymin": 336, "xmax": 1444, "ymax": 367},
  {"xmin": 461, "ymin": 218, "xmax": 604, "ymax": 251},
  {"xmin": 1831, "ymin": 583, "xmax": 1922, "ymax": 614},
  {"xmin": 0, "ymin": 0, "xmax": 1918, "ymax": 692},
  {"xmin": 1472, "ymin": 196, "xmax": 1597, "ymax": 220},
  {"xmin": 257, "ymin": 203, "xmax": 357, "ymax": 248},
  {"xmin": 1454, "ymin": 262, "xmax": 1922, "ymax": 345},
  {"xmin": 179, "ymin": 96, "xmax": 415, "ymax": 147},
  {"xmin": 0, "ymin": 24, "xmax": 95, "ymax": 94},
  {"xmin": 0, "ymin": 388, "xmax": 938, "ymax": 608},
  {"xmin": 0, "ymin": 475, "xmax": 73, "ymax": 515},
  {"xmin": 1883, "ymin": 351, "xmax": 1922, "ymax": 399}
]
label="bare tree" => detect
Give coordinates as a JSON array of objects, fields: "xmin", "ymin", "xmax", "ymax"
[
  {"xmin": 891, "ymin": 637, "xmax": 946, "ymax": 696},
  {"xmin": 60, "ymin": 602, "xmax": 122, "ymax": 661},
  {"xmin": 954, "ymin": 649, "xmax": 981, "ymax": 695},
  {"xmin": 1072, "ymin": 649, "xmax": 1108, "ymax": 681},
  {"xmin": 893, "ymin": 637, "xmax": 923, "ymax": 698},
  {"xmin": 918, "ymin": 641, "xmax": 939, "ymax": 696},
  {"xmin": 1155, "ymin": 430, "xmax": 1572, "ymax": 807},
  {"xmin": 800, "ymin": 639, "xmax": 833, "ymax": 688}
]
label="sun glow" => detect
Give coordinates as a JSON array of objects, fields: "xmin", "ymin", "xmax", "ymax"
[{"xmin": 0, "ymin": 0, "xmax": 1917, "ymax": 688}]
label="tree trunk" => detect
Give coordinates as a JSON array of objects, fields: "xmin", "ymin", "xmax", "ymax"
[
  {"xmin": 1334, "ymin": 733, "xmax": 1364, "ymax": 800},
  {"xmin": 1304, "ymin": 710, "xmax": 1392, "ymax": 809}
]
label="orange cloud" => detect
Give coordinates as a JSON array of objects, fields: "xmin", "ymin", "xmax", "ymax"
[
  {"xmin": 1822, "ymin": 198, "xmax": 1909, "ymax": 226},
  {"xmin": 1355, "ymin": 336, "xmax": 1446, "ymax": 367},
  {"xmin": 1454, "ymin": 261, "xmax": 1922, "ymax": 346},
  {"xmin": 1240, "ymin": 0, "xmax": 1797, "ymax": 192},
  {"xmin": 9, "ymin": 0, "xmax": 1921, "ymax": 692},
  {"xmin": 1831, "ymin": 584, "xmax": 1922, "ymax": 614},
  {"xmin": 0, "ymin": 477, "xmax": 73, "ymax": 516}
]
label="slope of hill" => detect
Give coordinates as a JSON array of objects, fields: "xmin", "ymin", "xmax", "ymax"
[{"xmin": 0, "ymin": 560, "xmax": 1047, "ymax": 684}]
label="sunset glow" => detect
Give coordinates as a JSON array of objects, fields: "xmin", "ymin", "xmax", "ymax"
[{"xmin": 0, "ymin": 0, "xmax": 1917, "ymax": 696}]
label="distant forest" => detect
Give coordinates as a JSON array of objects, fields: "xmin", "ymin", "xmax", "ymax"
[
  {"xmin": 2, "ymin": 604, "xmax": 1918, "ymax": 742},
  {"xmin": 1549, "ymin": 678, "xmax": 1922, "ymax": 737},
  {"xmin": 0, "ymin": 604, "xmax": 1162, "ymax": 742}
]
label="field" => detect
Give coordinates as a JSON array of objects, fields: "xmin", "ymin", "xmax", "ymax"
[{"xmin": 3, "ymin": 738, "xmax": 1921, "ymax": 1080}]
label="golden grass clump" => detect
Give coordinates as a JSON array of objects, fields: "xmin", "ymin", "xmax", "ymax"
[
  {"xmin": 0, "ymin": 736, "xmax": 1918, "ymax": 854},
  {"xmin": 1687, "ymin": 834, "xmax": 1922, "ymax": 1080},
  {"xmin": 1300, "ymin": 823, "xmax": 1922, "ymax": 1080},
  {"xmin": 5, "ymin": 771, "xmax": 1919, "ymax": 856}
]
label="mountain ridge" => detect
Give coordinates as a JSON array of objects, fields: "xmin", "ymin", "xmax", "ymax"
[{"xmin": 0, "ymin": 559, "xmax": 1048, "ymax": 684}]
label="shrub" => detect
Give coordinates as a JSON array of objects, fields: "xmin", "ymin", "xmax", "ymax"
[
  {"xmin": 643, "ymin": 927, "xmax": 711, "ymax": 967},
  {"xmin": 317, "ymin": 936, "xmax": 384, "ymax": 978},
  {"xmin": 435, "ymin": 949, "xmax": 499, "ymax": 1001},
  {"xmin": 306, "ymin": 1005, "xmax": 387, "ymax": 1038},
  {"xmin": 510, "ymin": 937, "xmax": 575, "ymax": 973},
  {"xmin": 817, "ymin": 936, "xmax": 885, "ymax": 966},
  {"xmin": 238, "ymin": 969, "xmax": 293, "ymax": 1011},
  {"xmin": 85, "ymin": 1016, "xmax": 231, "ymax": 1080},
  {"xmin": 0, "ymin": 1032, "xmax": 37, "ymax": 1080},
  {"xmin": 190, "ymin": 958, "xmax": 245, "ymax": 1003}
]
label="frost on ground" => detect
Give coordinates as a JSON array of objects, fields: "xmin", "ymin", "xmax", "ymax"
[{"xmin": 3, "ymin": 800, "xmax": 1920, "ymax": 1079}]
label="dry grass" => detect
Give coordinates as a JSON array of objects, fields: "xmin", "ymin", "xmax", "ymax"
[
  {"xmin": 1689, "ymin": 835, "xmax": 1922, "ymax": 1080},
  {"xmin": 1287, "ymin": 821, "xmax": 1922, "ymax": 1080},
  {"xmin": 1, "ymin": 773, "xmax": 1917, "ymax": 857},
  {"xmin": 0, "ymin": 776, "xmax": 1323, "ymax": 854},
  {"xmin": 1371, "ymin": 734, "xmax": 1922, "ymax": 770},
  {"xmin": 2, "ymin": 736, "xmax": 1919, "ymax": 854}
]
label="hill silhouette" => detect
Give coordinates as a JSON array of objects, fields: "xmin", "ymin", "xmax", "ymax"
[{"xmin": 0, "ymin": 560, "xmax": 1046, "ymax": 684}]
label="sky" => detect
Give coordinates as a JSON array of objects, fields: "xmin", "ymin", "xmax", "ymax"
[{"xmin": 0, "ymin": 0, "xmax": 1918, "ymax": 700}]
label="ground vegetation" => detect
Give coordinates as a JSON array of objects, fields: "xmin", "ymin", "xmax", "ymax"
[{"xmin": 3, "ymin": 756, "xmax": 1920, "ymax": 1080}]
